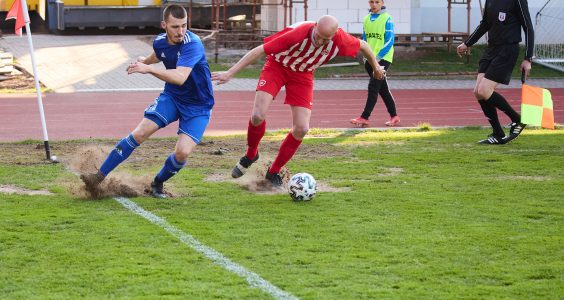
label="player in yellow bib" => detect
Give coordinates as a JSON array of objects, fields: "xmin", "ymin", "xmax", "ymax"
[{"xmin": 351, "ymin": 0, "xmax": 400, "ymax": 127}]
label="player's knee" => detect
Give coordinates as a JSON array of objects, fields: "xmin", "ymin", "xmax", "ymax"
[
  {"xmin": 173, "ymin": 150, "xmax": 189, "ymax": 164},
  {"xmin": 292, "ymin": 126, "xmax": 309, "ymax": 139},
  {"xmin": 131, "ymin": 131, "xmax": 148, "ymax": 144},
  {"xmin": 475, "ymin": 85, "xmax": 492, "ymax": 100},
  {"xmin": 250, "ymin": 114, "xmax": 265, "ymax": 126},
  {"xmin": 475, "ymin": 91, "xmax": 489, "ymax": 101}
]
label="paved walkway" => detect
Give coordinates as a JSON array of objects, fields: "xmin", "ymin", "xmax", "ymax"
[{"xmin": 1, "ymin": 34, "xmax": 563, "ymax": 92}]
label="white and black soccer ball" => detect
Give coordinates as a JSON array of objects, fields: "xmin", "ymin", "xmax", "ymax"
[{"xmin": 288, "ymin": 173, "xmax": 317, "ymax": 201}]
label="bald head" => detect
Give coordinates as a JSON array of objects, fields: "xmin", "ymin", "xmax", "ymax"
[
  {"xmin": 312, "ymin": 15, "xmax": 339, "ymax": 47},
  {"xmin": 317, "ymin": 15, "xmax": 339, "ymax": 36}
]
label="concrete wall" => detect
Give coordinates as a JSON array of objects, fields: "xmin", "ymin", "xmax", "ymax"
[
  {"xmin": 414, "ymin": 0, "xmax": 563, "ymax": 44},
  {"xmin": 260, "ymin": 0, "xmax": 413, "ymax": 34},
  {"xmin": 289, "ymin": 0, "xmax": 413, "ymax": 34},
  {"xmin": 261, "ymin": 0, "xmax": 563, "ymax": 43},
  {"xmin": 260, "ymin": 0, "xmax": 284, "ymax": 32}
]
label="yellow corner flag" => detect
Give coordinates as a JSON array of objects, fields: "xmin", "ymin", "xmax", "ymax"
[{"xmin": 521, "ymin": 84, "xmax": 555, "ymax": 129}]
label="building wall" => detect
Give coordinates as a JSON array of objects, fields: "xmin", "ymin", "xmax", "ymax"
[
  {"xmin": 414, "ymin": 0, "xmax": 562, "ymax": 44},
  {"xmin": 260, "ymin": 0, "xmax": 413, "ymax": 34},
  {"xmin": 261, "ymin": 0, "xmax": 562, "ymax": 43},
  {"xmin": 260, "ymin": 0, "xmax": 283, "ymax": 32},
  {"xmin": 290, "ymin": 0, "xmax": 413, "ymax": 34}
]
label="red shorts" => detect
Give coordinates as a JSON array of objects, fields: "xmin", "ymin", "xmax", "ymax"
[{"xmin": 256, "ymin": 57, "xmax": 314, "ymax": 109}]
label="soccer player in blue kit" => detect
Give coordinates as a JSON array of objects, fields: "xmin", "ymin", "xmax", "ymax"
[{"xmin": 80, "ymin": 5, "xmax": 214, "ymax": 198}]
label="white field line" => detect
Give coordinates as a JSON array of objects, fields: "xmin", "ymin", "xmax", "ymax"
[{"xmin": 114, "ymin": 197, "xmax": 298, "ymax": 300}]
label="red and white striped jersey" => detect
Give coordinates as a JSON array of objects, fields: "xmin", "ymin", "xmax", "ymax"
[{"xmin": 263, "ymin": 21, "xmax": 361, "ymax": 73}]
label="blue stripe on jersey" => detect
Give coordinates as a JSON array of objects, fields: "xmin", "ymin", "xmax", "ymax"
[
  {"xmin": 377, "ymin": 17, "xmax": 394, "ymax": 61},
  {"xmin": 153, "ymin": 31, "xmax": 214, "ymax": 108}
]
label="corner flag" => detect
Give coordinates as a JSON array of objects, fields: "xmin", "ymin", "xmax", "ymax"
[
  {"xmin": 5, "ymin": 0, "xmax": 25, "ymax": 36},
  {"xmin": 4, "ymin": 0, "xmax": 55, "ymax": 162},
  {"xmin": 521, "ymin": 84, "xmax": 555, "ymax": 129}
]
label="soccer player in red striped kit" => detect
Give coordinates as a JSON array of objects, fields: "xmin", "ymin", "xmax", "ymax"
[{"xmin": 212, "ymin": 15, "xmax": 385, "ymax": 187}]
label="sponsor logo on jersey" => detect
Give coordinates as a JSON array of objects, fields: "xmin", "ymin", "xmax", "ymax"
[{"xmin": 366, "ymin": 32, "xmax": 383, "ymax": 40}]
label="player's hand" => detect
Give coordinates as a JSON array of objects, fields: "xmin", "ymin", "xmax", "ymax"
[
  {"xmin": 126, "ymin": 61, "xmax": 150, "ymax": 74},
  {"xmin": 137, "ymin": 56, "xmax": 146, "ymax": 63},
  {"xmin": 211, "ymin": 71, "xmax": 232, "ymax": 85},
  {"xmin": 520, "ymin": 60, "xmax": 532, "ymax": 79},
  {"xmin": 456, "ymin": 43, "xmax": 469, "ymax": 58},
  {"xmin": 373, "ymin": 65, "xmax": 386, "ymax": 80}
]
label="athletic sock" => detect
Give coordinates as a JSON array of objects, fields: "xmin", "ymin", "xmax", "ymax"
[
  {"xmin": 99, "ymin": 134, "xmax": 139, "ymax": 176},
  {"xmin": 488, "ymin": 92, "xmax": 520, "ymax": 123},
  {"xmin": 478, "ymin": 99, "xmax": 505, "ymax": 137},
  {"xmin": 246, "ymin": 119, "xmax": 265, "ymax": 160},
  {"xmin": 269, "ymin": 132, "xmax": 302, "ymax": 174},
  {"xmin": 155, "ymin": 153, "xmax": 186, "ymax": 183}
]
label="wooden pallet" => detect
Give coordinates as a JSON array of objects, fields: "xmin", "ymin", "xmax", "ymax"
[{"xmin": 0, "ymin": 52, "xmax": 14, "ymax": 75}]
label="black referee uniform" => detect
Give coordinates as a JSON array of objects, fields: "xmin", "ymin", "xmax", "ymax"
[{"xmin": 464, "ymin": 0, "xmax": 534, "ymax": 144}]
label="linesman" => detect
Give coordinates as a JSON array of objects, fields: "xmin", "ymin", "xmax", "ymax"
[{"xmin": 457, "ymin": 0, "xmax": 534, "ymax": 144}]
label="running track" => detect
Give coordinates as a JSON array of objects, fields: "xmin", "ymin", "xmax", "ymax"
[{"xmin": 0, "ymin": 89, "xmax": 562, "ymax": 142}]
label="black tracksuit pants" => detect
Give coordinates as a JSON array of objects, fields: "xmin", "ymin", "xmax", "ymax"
[{"xmin": 361, "ymin": 60, "xmax": 397, "ymax": 120}]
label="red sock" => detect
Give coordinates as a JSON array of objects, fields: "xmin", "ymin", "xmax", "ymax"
[
  {"xmin": 269, "ymin": 132, "xmax": 302, "ymax": 174},
  {"xmin": 246, "ymin": 119, "xmax": 265, "ymax": 160}
]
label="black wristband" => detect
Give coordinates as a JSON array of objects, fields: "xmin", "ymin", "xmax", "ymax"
[{"xmin": 524, "ymin": 57, "xmax": 532, "ymax": 62}]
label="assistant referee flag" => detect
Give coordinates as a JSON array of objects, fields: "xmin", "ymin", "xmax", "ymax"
[{"xmin": 521, "ymin": 84, "xmax": 555, "ymax": 130}]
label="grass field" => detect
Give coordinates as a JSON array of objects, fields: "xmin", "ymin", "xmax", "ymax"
[{"xmin": 0, "ymin": 128, "xmax": 563, "ymax": 299}]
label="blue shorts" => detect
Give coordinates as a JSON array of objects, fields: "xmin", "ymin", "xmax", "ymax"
[{"xmin": 144, "ymin": 93, "xmax": 212, "ymax": 144}]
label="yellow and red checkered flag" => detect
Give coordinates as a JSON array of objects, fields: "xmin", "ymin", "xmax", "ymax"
[
  {"xmin": 5, "ymin": 0, "xmax": 26, "ymax": 36},
  {"xmin": 521, "ymin": 84, "xmax": 554, "ymax": 129}
]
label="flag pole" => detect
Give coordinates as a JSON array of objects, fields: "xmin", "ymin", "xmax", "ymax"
[{"xmin": 20, "ymin": 0, "xmax": 53, "ymax": 161}]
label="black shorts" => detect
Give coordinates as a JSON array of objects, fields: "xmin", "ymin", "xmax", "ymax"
[{"xmin": 478, "ymin": 44, "xmax": 519, "ymax": 85}]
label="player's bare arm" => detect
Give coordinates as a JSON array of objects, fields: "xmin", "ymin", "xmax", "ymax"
[
  {"xmin": 211, "ymin": 45, "xmax": 266, "ymax": 84},
  {"xmin": 138, "ymin": 52, "xmax": 160, "ymax": 65},
  {"xmin": 359, "ymin": 40, "xmax": 385, "ymax": 80},
  {"xmin": 127, "ymin": 62, "xmax": 191, "ymax": 86}
]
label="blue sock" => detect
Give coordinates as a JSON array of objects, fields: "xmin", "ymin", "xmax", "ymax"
[
  {"xmin": 99, "ymin": 134, "xmax": 139, "ymax": 176},
  {"xmin": 155, "ymin": 153, "xmax": 186, "ymax": 183}
]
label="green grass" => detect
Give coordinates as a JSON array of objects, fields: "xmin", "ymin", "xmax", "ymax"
[
  {"xmin": 391, "ymin": 45, "xmax": 563, "ymax": 78},
  {"xmin": 209, "ymin": 45, "xmax": 564, "ymax": 79},
  {"xmin": 1, "ymin": 128, "xmax": 563, "ymax": 299}
]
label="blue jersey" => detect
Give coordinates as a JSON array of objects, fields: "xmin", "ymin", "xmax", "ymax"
[{"xmin": 153, "ymin": 31, "xmax": 214, "ymax": 108}]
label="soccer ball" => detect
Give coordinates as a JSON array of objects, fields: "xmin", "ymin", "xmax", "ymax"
[{"xmin": 288, "ymin": 173, "xmax": 317, "ymax": 201}]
